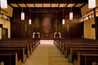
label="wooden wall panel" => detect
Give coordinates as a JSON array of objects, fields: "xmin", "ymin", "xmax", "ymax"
[
  {"xmin": 0, "ymin": 5, "xmax": 13, "ymax": 17},
  {"xmin": 81, "ymin": 4, "xmax": 92, "ymax": 16},
  {"xmin": 11, "ymin": 8, "xmax": 82, "ymax": 39},
  {"xmin": 84, "ymin": 18, "xmax": 96, "ymax": 40},
  {"xmin": 61, "ymin": 19, "xmax": 82, "ymax": 38},
  {"xmin": 97, "ymin": 0, "xmax": 98, "ymax": 7}
]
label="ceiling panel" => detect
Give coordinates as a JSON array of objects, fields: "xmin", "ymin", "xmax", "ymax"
[
  {"xmin": 67, "ymin": 4, "xmax": 75, "ymax": 7},
  {"xmin": 75, "ymin": 4, "xmax": 83, "ymax": 7},
  {"xmin": 8, "ymin": 0, "xmax": 88, "ymax": 3},
  {"xmin": 10, "ymin": 3, "xmax": 86, "ymax": 8},
  {"xmin": 11, "ymin": 4, "xmax": 19, "ymax": 7},
  {"xmin": 51, "ymin": 3, "xmax": 59, "ymax": 7},
  {"xmin": 19, "ymin": 4, "xmax": 26, "ymax": 7},
  {"xmin": 59, "ymin": 4, "xmax": 67, "ymax": 7},
  {"xmin": 43, "ymin": 3, "xmax": 51, "ymax": 7},
  {"xmin": 27, "ymin": 4, "xmax": 35, "ymax": 7},
  {"xmin": 35, "ymin": 4, "xmax": 43, "ymax": 7}
]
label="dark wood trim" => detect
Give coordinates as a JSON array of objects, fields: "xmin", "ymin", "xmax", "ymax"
[
  {"xmin": 73, "ymin": 4, "xmax": 77, "ymax": 7},
  {"xmin": 58, "ymin": 3, "xmax": 60, "ymax": 8},
  {"xmin": 8, "ymin": 4, "xmax": 14, "ymax": 8},
  {"xmin": 66, "ymin": 4, "xmax": 68, "ymax": 7},
  {"xmin": 80, "ymin": 4, "xmax": 86, "ymax": 8},
  {"xmin": 94, "ymin": 8, "xmax": 97, "ymax": 39},
  {"xmin": 1, "ymin": 9, "xmax": 8, "ymax": 14},
  {"xmin": 34, "ymin": 3, "xmax": 36, "ymax": 8},
  {"xmin": 16, "ymin": 3, "xmax": 20, "ymax": 7},
  {"xmin": 25, "ymin": 3, "xmax": 28, "ymax": 7}
]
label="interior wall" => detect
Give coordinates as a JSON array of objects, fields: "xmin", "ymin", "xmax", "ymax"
[
  {"xmin": 0, "ymin": 28, "xmax": 2, "ymax": 39},
  {"xmin": 0, "ymin": 19, "xmax": 11, "ymax": 39},
  {"xmin": 61, "ymin": 19, "xmax": 82, "ymax": 39},
  {"xmin": 84, "ymin": 18, "xmax": 96, "ymax": 40},
  {"xmin": 11, "ymin": 8, "xmax": 82, "ymax": 39},
  {"xmin": 0, "ymin": 5, "xmax": 13, "ymax": 17}
]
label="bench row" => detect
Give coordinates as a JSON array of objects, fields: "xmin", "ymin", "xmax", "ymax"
[
  {"xmin": 0, "ymin": 39, "xmax": 40, "ymax": 65},
  {"xmin": 54, "ymin": 39, "xmax": 98, "ymax": 65}
]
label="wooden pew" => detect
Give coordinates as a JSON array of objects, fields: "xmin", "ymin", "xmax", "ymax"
[
  {"xmin": 0, "ymin": 39, "xmax": 40, "ymax": 55},
  {"xmin": 64, "ymin": 43, "xmax": 98, "ymax": 57},
  {"xmin": 68, "ymin": 48, "xmax": 98, "ymax": 62},
  {"xmin": 60, "ymin": 39, "xmax": 98, "ymax": 53},
  {"xmin": 0, "ymin": 39, "xmax": 40, "ymax": 54},
  {"xmin": 73, "ymin": 51, "xmax": 98, "ymax": 65},
  {"xmin": 0, "ymin": 51, "xmax": 18, "ymax": 65},
  {"xmin": 0, "ymin": 42, "xmax": 30, "ymax": 58},
  {"xmin": 54, "ymin": 39, "xmax": 98, "ymax": 65},
  {"xmin": 0, "ymin": 48, "xmax": 26, "ymax": 63},
  {"xmin": 59, "ymin": 41, "xmax": 98, "ymax": 56},
  {"xmin": 0, "ymin": 39, "xmax": 40, "ymax": 64}
]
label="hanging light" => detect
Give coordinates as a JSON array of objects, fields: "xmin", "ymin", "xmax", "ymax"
[
  {"xmin": 88, "ymin": 0, "xmax": 96, "ymax": 8},
  {"xmin": 62, "ymin": 9, "xmax": 65, "ymax": 25},
  {"xmin": 0, "ymin": 0, "xmax": 7, "ymax": 8},
  {"xmin": 29, "ymin": 19, "xmax": 32, "ymax": 25},
  {"xmin": 21, "ymin": 12, "xmax": 25, "ymax": 20},
  {"xmin": 69, "ymin": 12, "xmax": 73, "ymax": 20},
  {"xmin": 62, "ymin": 19, "xmax": 65, "ymax": 25},
  {"xmin": 21, "ymin": 0, "xmax": 25, "ymax": 20},
  {"xmin": 69, "ymin": 0, "xmax": 73, "ymax": 20}
]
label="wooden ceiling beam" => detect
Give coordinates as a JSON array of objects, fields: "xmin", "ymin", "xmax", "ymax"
[
  {"xmin": 8, "ymin": 4, "xmax": 14, "ymax": 8},
  {"xmin": 73, "ymin": 4, "xmax": 77, "ymax": 7},
  {"xmin": 16, "ymin": 3, "xmax": 20, "ymax": 7},
  {"xmin": 66, "ymin": 4, "xmax": 68, "ymax": 7},
  {"xmin": 25, "ymin": 3, "xmax": 28, "ymax": 7},
  {"xmin": 80, "ymin": 4, "xmax": 86, "ymax": 8},
  {"xmin": 58, "ymin": 4, "xmax": 60, "ymax": 8},
  {"xmin": 8, "ymin": 0, "xmax": 88, "ymax": 3}
]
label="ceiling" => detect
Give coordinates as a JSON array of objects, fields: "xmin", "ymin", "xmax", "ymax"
[
  {"xmin": 8, "ymin": 0, "xmax": 88, "ymax": 8},
  {"xmin": 8, "ymin": 0, "xmax": 88, "ymax": 3},
  {"xmin": 10, "ymin": 3, "xmax": 84, "ymax": 8}
]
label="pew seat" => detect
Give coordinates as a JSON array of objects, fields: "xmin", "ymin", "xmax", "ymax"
[{"xmin": 73, "ymin": 51, "xmax": 98, "ymax": 65}]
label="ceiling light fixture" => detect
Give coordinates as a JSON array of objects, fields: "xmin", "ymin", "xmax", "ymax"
[
  {"xmin": 69, "ymin": 0, "xmax": 73, "ymax": 20},
  {"xmin": 0, "ymin": 0, "xmax": 7, "ymax": 8},
  {"xmin": 29, "ymin": 19, "xmax": 32, "ymax": 25},
  {"xmin": 62, "ymin": 9, "xmax": 65, "ymax": 24},
  {"xmin": 28, "ymin": 8, "xmax": 32, "ymax": 25},
  {"xmin": 21, "ymin": 0, "xmax": 25, "ymax": 20},
  {"xmin": 62, "ymin": 19, "xmax": 65, "ymax": 24},
  {"xmin": 88, "ymin": 0, "xmax": 96, "ymax": 8},
  {"xmin": 69, "ymin": 12, "xmax": 73, "ymax": 20},
  {"xmin": 21, "ymin": 12, "xmax": 25, "ymax": 20}
]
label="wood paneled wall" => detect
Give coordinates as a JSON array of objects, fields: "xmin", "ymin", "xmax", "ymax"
[
  {"xmin": 0, "ymin": 5, "xmax": 13, "ymax": 17},
  {"xmin": 11, "ymin": 8, "xmax": 82, "ymax": 39},
  {"xmin": 84, "ymin": 19, "xmax": 96, "ymax": 40}
]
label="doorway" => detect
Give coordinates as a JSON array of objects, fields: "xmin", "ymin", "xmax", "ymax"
[{"xmin": 2, "ymin": 28, "xmax": 8, "ymax": 39}]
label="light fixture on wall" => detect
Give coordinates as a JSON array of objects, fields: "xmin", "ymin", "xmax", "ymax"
[
  {"xmin": 21, "ymin": 12, "xmax": 25, "ymax": 20},
  {"xmin": 69, "ymin": 0, "xmax": 73, "ymax": 20},
  {"xmin": 62, "ymin": 9, "xmax": 65, "ymax": 24},
  {"xmin": 29, "ymin": 19, "xmax": 32, "ymax": 25},
  {"xmin": 62, "ymin": 19, "xmax": 65, "ymax": 24},
  {"xmin": 69, "ymin": 12, "xmax": 73, "ymax": 20},
  {"xmin": 88, "ymin": 0, "xmax": 96, "ymax": 8},
  {"xmin": 28, "ymin": 8, "xmax": 32, "ymax": 25},
  {"xmin": 0, "ymin": 0, "xmax": 7, "ymax": 8},
  {"xmin": 21, "ymin": 0, "xmax": 25, "ymax": 20}
]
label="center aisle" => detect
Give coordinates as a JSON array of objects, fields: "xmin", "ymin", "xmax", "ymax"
[{"xmin": 22, "ymin": 44, "xmax": 73, "ymax": 65}]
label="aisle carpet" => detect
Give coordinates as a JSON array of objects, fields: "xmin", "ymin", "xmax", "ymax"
[{"xmin": 23, "ymin": 43, "xmax": 73, "ymax": 65}]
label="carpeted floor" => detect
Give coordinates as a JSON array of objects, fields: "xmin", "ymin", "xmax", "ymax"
[{"xmin": 22, "ymin": 44, "xmax": 73, "ymax": 65}]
